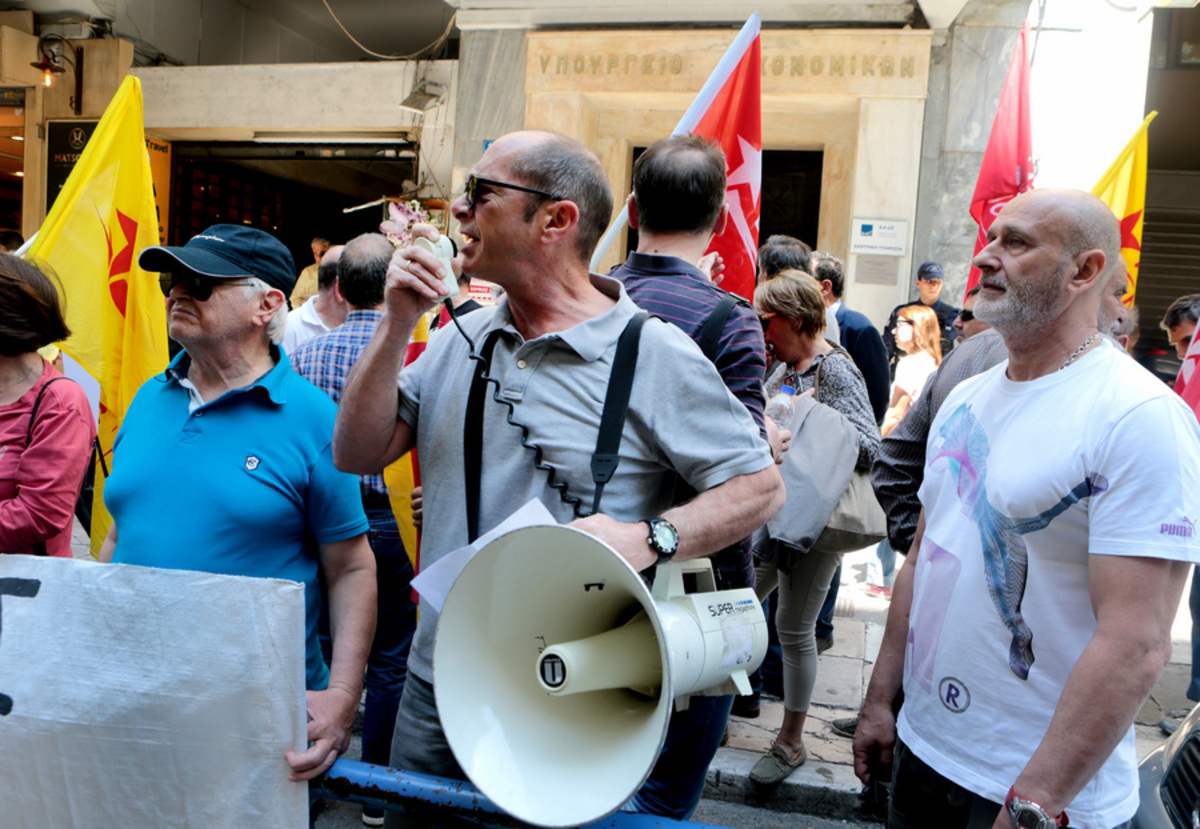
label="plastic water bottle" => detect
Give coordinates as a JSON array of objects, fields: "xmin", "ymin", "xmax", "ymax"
[{"xmin": 765, "ymin": 384, "xmax": 796, "ymax": 428}]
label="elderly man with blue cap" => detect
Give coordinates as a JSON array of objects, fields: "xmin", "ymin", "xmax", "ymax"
[{"xmin": 98, "ymin": 224, "xmax": 376, "ymax": 784}]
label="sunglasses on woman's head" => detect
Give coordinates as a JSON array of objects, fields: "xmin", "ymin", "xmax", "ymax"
[{"xmin": 159, "ymin": 273, "xmax": 255, "ymax": 302}]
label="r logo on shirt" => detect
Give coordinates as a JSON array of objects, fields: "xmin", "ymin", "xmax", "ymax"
[
  {"xmin": 245, "ymin": 455, "xmax": 260, "ymax": 471},
  {"xmin": 938, "ymin": 676, "xmax": 971, "ymax": 713}
]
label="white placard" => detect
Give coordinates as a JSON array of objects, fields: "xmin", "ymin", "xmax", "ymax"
[
  {"xmin": 0, "ymin": 556, "xmax": 308, "ymax": 827},
  {"xmin": 850, "ymin": 218, "xmax": 909, "ymax": 257}
]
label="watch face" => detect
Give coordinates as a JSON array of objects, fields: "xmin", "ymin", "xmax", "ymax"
[
  {"xmin": 650, "ymin": 519, "xmax": 678, "ymax": 553},
  {"xmin": 1010, "ymin": 803, "xmax": 1051, "ymax": 829}
]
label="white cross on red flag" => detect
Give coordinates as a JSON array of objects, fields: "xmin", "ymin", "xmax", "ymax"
[
  {"xmin": 692, "ymin": 19, "xmax": 762, "ymax": 302},
  {"xmin": 966, "ymin": 22, "xmax": 1034, "ymax": 296}
]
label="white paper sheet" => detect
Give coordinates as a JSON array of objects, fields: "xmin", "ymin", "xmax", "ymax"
[{"xmin": 411, "ymin": 498, "xmax": 558, "ymax": 613}]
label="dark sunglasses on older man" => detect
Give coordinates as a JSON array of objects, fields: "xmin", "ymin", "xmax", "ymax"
[
  {"xmin": 958, "ymin": 309, "xmax": 975, "ymax": 323},
  {"xmin": 159, "ymin": 272, "xmax": 255, "ymax": 302},
  {"xmin": 464, "ymin": 174, "xmax": 563, "ymax": 210}
]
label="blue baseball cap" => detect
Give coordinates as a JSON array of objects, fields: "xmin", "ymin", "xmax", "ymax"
[{"xmin": 139, "ymin": 224, "xmax": 297, "ymax": 296}]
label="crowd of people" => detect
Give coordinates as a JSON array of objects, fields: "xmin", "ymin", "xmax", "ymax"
[{"xmin": 3, "ymin": 128, "xmax": 1200, "ymax": 829}]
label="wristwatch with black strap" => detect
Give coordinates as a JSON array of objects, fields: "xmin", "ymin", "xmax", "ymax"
[
  {"xmin": 644, "ymin": 517, "xmax": 679, "ymax": 565},
  {"xmin": 1006, "ymin": 786, "xmax": 1069, "ymax": 829}
]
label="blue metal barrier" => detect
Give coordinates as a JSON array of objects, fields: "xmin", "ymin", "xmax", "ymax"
[{"xmin": 315, "ymin": 759, "xmax": 729, "ymax": 828}]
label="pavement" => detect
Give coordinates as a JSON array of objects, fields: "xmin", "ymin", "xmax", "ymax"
[
  {"xmin": 72, "ymin": 528, "xmax": 1197, "ymax": 827},
  {"xmin": 704, "ymin": 545, "xmax": 1199, "ymax": 824}
]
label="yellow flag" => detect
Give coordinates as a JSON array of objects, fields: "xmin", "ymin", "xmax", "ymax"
[
  {"xmin": 1092, "ymin": 111, "xmax": 1156, "ymax": 305},
  {"xmin": 26, "ymin": 76, "xmax": 169, "ymax": 555},
  {"xmin": 383, "ymin": 314, "xmax": 430, "ymax": 571}
]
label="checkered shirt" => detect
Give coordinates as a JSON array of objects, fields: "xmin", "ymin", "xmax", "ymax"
[{"xmin": 290, "ymin": 309, "xmax": 388, "ymax": 495}]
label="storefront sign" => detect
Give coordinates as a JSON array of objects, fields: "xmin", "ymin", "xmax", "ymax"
[
  {"xmin": 145, "ymin": 136, "xmax": 172, "ymax": 242},
  {"xmin": 527, "ymin": 30, "xmax": 930, "ymax": 97},
  {"xmin": 45, "ymin": 120, "xmax": 97, "ymax": 213},
  {"xmin": 535, "ymin": 51, "xmax": 916, "ymax": 80}
]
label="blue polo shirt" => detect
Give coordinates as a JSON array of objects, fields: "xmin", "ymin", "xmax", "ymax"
[{"xmin": 105, "ymin": 347, "xmax": 369, "ymax": 689}]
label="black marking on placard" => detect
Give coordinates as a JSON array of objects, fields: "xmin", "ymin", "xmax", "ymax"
[{"xmin": 0, "ymin": 578, "xmax": 42, "ymax": 716}]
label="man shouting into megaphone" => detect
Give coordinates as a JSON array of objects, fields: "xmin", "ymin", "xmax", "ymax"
[{"xmin": 335, "ymin": 130, "xmax": 783, "ymax": 824}]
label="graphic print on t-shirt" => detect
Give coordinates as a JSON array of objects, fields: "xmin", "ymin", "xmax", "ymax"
[
  {"xmin": 926, "ymin": 404, "xmax": 1108, "ymax": 680},
  {"xmin": 907, "ymin": 537, "xmax": 962, "ymax": 693}
]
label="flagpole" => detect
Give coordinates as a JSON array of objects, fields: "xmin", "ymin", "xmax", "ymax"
[
  {"xmin": 590, "ymin": 13, "xmax": 762, "ymax": 271},
  {"xmin": 13, "ymin": 231, "xmax": 36, "ymax": 258}
]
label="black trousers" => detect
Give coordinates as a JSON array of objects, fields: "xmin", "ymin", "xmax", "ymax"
[
  {"xmin": 888, "ymin": 740, "xmax": 1003, "ymax": 829},
  {"xmin": 888, "ymin": 740, "xmax": 1132, "ymax": 829}
]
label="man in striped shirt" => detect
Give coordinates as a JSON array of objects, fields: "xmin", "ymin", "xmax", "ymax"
[
  {"xmin": 609, "ymin": 134, "xmax": 778, "ymax": 816},
  {"xmin": 611, "ymin": 134, "xmax": 773, "ymax": 588}
]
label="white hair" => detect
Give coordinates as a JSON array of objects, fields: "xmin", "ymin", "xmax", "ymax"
[{"xmin": 246, "ymin": 276, "xmax": 288, "ymax": 345}]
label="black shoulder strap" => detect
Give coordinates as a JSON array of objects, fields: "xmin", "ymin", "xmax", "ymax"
[
  {"xmin": 698, "ymin": 294, "xmax": 738, "ymax": 362},
  {"xmin": 462, "ymin": 314, "xmax": 649, "ymax": 542},
  {"xmin": 589, "ymin": 313, "xmax": 648, "ymax": 515},
  {"xmin": 464, "ymin": 331, "xmax": 503, "ymax": 543}
]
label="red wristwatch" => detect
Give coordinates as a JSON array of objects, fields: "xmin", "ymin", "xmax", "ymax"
[{"xmin": 1005, "ymin": 786, "xmax": 1069, "ymax": 828}]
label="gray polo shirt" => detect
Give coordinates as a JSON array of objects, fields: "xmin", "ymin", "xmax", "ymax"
[{"xmin": 398, "ymin": 274, "xmax": 773, "ymax": 683}]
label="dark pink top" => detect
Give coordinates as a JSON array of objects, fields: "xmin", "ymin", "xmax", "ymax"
[{"xmin": 0, "ymin": 360, "xmax": 96, "ymax": 557}]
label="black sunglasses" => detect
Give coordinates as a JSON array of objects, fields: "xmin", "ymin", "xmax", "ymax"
[
  {"xmin": 958, "ymin": 309, "xmax": 975, "ymax": 323},
  {"xmin": 160, "ymin": 272, "xmax": 255, "ymax": 302},
  {"xmin": 464, "ymin": 174, "xmax": 563, "ymax": 210}
]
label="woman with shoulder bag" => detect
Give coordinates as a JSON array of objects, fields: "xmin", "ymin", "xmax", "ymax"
[
  {"xmin": 0, "ymin": 255, "xmax": 96, "ymax": 557},
  {"xmin": 749, "ymin": 271, "xmax": 881, "ymax": 785}
]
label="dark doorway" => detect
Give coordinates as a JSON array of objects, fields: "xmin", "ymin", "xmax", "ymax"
[
  {"xmin": 760, "ymin": 150, "xmax": 823, "ymax": 250},
  {"xmin": 170, "ymin": 142, "xmax": 418, "ymax": 272}
]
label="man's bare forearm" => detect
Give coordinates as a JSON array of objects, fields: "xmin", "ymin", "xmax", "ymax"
[
  {"xmin": 864, "ymin": 549, "xmax": 917, "ymax": 709},
  {"xmin": 322, "ymin": 537, "xmax": 378, "ymax": 699},
  {"xmin": 666, "ymin": 464, "xmax": 784, "ymax": 561},
  {"xmin": 852, "ymin": 513, "xmax": 924, "ymax": 784},
  {"xmin": 334, "ymin": 312, "xmax": 418, "ymax": 474},
  {"xmin": 568, "ymin": 464, "xmax": 784, "ymax": 573},
  {"xmin": 863, "ymin": 514, "xmax": 924, "ymax": 711},
  {"xmin": 1007, "ymin": 631, "xmax": 1170, "ymax": 818},
  {"xmin": 1005, "ymin": 557, "xmax": 1188, "ymax": 817}
]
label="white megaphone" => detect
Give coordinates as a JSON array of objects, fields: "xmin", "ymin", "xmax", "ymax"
[{"xmin": 433, "ymin": 524, "xmax": 767, "ymax": 828}]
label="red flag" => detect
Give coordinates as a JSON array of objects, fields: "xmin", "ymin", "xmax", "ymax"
[
  {"xmin": 693, "ymin": 24, "xmax": 762, "ymax": 302},
  {"xmin": 966, "ymin": 22, "xmax": 1034, "ymax": 295},
  {"xmin": 1176, "ymin": 331, "xmax": 1200, "ymax": 422}
]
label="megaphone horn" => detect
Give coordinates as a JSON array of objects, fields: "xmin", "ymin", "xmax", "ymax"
[{"xmin": 434, "ymin": 525, "xmax": 767, "ymax": 828}]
